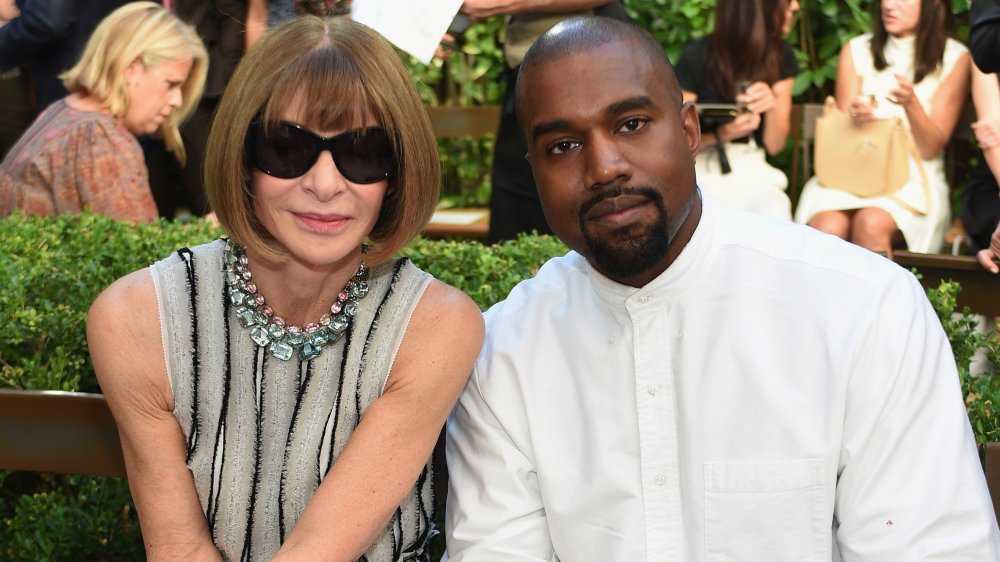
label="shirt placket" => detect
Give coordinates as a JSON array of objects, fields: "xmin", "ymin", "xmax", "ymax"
[{"xmin": 628, "ymin": 291, "xmax": 682, "ymax": 560}]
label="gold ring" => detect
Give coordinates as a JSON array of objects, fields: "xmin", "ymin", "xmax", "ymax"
[{"xmin": 849, "ymin": 108, "xmax": 858, "ymax": 118}]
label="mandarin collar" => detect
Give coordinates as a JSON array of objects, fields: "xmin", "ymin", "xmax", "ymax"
[{"xmin": 586, "ymin": 188, "xmax": 718, "ymax": 308}]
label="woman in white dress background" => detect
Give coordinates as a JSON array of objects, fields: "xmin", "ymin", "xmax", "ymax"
[{"xmin": 794, "ymin": 0, "xmax": 970, "ymax": 254}]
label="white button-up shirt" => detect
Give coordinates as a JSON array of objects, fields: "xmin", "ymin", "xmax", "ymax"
[{"xmin": 446, "ymin": 197, "xmax": 1000, "ymax": 561}]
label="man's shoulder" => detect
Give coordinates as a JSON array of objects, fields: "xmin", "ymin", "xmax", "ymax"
[
  {"xmin": 714, "ymin": 206, "xmax": 907, "ymax": 289},
  {"xmin": 481, "ymin": 250, "xmax": 590, "ymax": 330}
]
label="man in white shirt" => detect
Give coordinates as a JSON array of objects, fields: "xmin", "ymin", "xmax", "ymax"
[{"xmin": 445, "ymin": 16, "xmax": 1000, "ymax": 561}]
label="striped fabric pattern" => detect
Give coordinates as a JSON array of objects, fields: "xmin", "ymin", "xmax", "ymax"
[{"xmin": 151, "ymin": 239, "xmax": 435, "ymax": 561}]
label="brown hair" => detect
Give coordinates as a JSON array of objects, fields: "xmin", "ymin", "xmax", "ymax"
[
  {"xmin": 205, "ymin": 16, "xmax": 440, "ymax": 264},
  {"xmin": 61, "ymin": 1, "xmax": 207, "ymax": 164},
  {"xmin": 708, "ymin": 0, "xmax": 789, "ymax": 98},
  {"xmin": 871, "ymin": 0, "xmax": 952, "ymax": 84}
]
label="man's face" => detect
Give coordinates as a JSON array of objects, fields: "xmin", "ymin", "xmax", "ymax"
[{"xmin": 519, "ymin": 40, "xmax": 701, "ymax": 287}]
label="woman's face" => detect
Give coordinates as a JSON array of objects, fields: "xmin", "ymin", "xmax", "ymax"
[
  {"xmin": 250, "ymin": 103, "xmax": 388, "ymax": 269},
  {"xmin": 121, "ymin": 56, "xmax": 193, "ymax": 136},
  {"xmin": 882, "ymin": 0, "xmax": 922, "ymax": 37},
  {"xmin": 782, "ymin": 0, "xmax": 800, "ymax": 35}
]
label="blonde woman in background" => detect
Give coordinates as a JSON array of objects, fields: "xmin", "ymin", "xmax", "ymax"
[{"xmin": 0, "ymin": 2, "xmax": 206, "ymax": 222}]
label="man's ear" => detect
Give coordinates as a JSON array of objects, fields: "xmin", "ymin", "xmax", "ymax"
[{"xmin": 679, "ymin": 100, "xmax": 701, "ymax": 155}]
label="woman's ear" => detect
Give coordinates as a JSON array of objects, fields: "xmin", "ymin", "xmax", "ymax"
[{"xmin": 123, "ymin": 58, "xmax": 145, "ymax": 87}]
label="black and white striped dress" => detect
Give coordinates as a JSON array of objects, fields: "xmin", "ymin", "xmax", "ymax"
[{"xmin": 150, "ymin": 239, "xmax": 435, "ymax": 561}]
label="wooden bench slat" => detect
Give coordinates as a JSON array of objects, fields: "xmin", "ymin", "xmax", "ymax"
[{"xmin": 0, "ymin": 389, "xmax": 126, "ymax": 478}]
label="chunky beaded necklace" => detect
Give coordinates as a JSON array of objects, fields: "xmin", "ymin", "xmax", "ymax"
[{"xmin": 223, "ymin": 239, "xmax": 370, "ymax": 361}]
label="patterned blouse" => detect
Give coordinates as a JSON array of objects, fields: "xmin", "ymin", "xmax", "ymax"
[{"xmin": 0, "ymin": 99, "xmax": 158, "ymax": 222}]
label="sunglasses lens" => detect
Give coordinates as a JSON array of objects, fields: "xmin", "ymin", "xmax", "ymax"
[
  {"xmin": 333, "ymin": 128, "xmax": 394, "ymax": 184},
  {"xmin": 252, "ymin": 124, "xmax": 317, "ymax": 179}
]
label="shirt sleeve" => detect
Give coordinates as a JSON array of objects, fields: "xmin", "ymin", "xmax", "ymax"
[
  {"xmin": 445, "ymin": 368, "xmax": 559, "ymax": 562},
  {"xmin": 970, "ymin": 0, "xmax": 1000, "ymax": 73},
  {"xmin": 780, "ymin": 40, "xmax": 799, "ymax": 80},
  {"xmin": 834, "ymin": 270, "xmax": 1000, "ymax": 559},
  {"xmin": 0, "ymin": 0, "xmax": 74, "ymax": 71}
]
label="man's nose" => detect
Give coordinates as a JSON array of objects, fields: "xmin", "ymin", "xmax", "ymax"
[{"xmin": 585, "ymin": 134, "xmax": 632, "ymax": 189}]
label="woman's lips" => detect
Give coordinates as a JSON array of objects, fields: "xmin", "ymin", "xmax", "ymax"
[{"xmin": 293, "ymin": 212, "xmax": 350, "ymax": 233}]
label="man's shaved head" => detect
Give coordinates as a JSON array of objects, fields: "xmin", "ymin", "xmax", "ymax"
[{"xmin": 515, "ymin": 16, "xmax": 683, "ymax": 120}]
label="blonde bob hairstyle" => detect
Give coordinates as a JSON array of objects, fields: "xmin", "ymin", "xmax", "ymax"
[
  {"xmin": 205, "ymin": 16, "xmax": 440, "ymax": 265},
  {"xmin": 61, "ymin": 1, "xmax": 207, "ymax": 165}
]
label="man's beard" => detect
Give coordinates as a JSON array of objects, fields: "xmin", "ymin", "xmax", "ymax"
[{"xmin": 579, "ymin": 186, "xmax": 671, "ymax": 281}]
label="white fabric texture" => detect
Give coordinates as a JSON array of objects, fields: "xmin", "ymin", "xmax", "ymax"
[
  {"xmin": 445, "ymin": 196, "xmax": 1000, "ymax": 561},
  {"xmin": 695, "ymin": 138, "xmax": 792, "ymax": 220},
  {"xmin": 794, "ymin": 34, "xmax": 967, "ymax": 253}
]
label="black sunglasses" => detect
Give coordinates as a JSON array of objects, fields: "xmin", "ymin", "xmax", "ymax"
[{"xmin": 248, "ymin": 122, "xmax": 395, "ymax": 183}]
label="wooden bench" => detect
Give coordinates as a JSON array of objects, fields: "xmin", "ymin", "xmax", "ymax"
[
  {"xmin": 3, "ymin": 388, "xmax": 1000, "ymax": 530},
  {"xmin": 424, "ymin": 106, "xmax": 500, "ymax": 241},
  {"xmin": 891, "ymin": 250, "xmax": 1000, "ymax": 317}
]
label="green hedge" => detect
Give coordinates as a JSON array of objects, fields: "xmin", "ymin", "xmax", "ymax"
[{"xmin": 1, "ymin": 214, "xmax": 997, "ymax": 557}]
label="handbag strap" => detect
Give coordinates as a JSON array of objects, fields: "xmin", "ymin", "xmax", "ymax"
[{"xmin": 887, "ymin": 127, "xmax": 931, "ymax": 216}]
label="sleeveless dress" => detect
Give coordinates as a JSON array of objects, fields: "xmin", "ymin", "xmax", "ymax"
[
  {"xmin": 150, "ymin": 239, "xmax": 435, "ymax": 561},
  {"xmin": 794, "ymin": 33, "xmax": 968, "ymax": 253}
]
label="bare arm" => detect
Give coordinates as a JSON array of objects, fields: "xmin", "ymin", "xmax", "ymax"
[
  {"xmin": 245, "ymin": 0, "xmax": 267, "ymax": 51},
  {"xmin": 87, "ymin": 270, "xmax": 222, "ymax": 561},
  {"xmin": 891, "ymin": 52, "xmax": 971, "ymax": 159},
  {"xmin": 971, "ymin": 62, "xmax": 1000, "ymax": 274},
  {"xmin": 971, "ymin": 62, "xmax": 1000, "ymax": 181},
  {"xmin": 271, "ymin": 280, "xmax": 484, "ymax": 560},
  {"xmin": 461, "ymin": 0, "xmax": 611, "ymax": 18},
  {"xmin": 760, "ymin": 77, "xmax": 794, "ymax": 155}
]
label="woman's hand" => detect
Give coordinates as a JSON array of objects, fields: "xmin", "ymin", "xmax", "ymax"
[
  {"xmin": 848, "ymin": 96, "xmax": 879, "ymax": 124},
  {"xmin": 976, "ymin": 221, "xmax": 1000, "ymax": 274},
  {"xmin": 972, "ymin": 118, "xmax": 1000, "ymax": 149},
  {"xmin": 716, "ymin": 111, "xmax": 762, "ymax": 142},
  {"xmin": 888, "ymin": 73, "xmax": 919, "ymax": 109},
  {"xmin": 737, "ymin": 81, "xmax": 776, "ymax": 115}
]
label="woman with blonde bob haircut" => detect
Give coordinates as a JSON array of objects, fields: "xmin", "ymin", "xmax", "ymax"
[
  {"xmin": 0, "ymin": 2, "xmax": 206, "ymax": 221},
  {"xmin": 88, "ymin": 15, "xmax": 484, "ymax": 561}
]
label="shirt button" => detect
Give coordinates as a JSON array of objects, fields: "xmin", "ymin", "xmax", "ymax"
[
  {"xmin": 647, "ymin": 385, "xmax": 658, "ymax": 396},
  {"xmin": 608, "ymin": 336, "xmax": 616, "ymax": 344},
  {"xmin": 676, "ymin": 330, "xmax": 684, "ymax": 340},
  {"xmin": 654, "ymin": 474, "xmax": 665, "ymax": 485},
  {"xmin": 638, "ymin": 295, "xmax": 650, "ymax": 304}
]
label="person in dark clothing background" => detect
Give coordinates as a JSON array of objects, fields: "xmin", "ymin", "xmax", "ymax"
[{"xmin": 0, "ymin": 0, "xmax": 132, "ymax": 112}]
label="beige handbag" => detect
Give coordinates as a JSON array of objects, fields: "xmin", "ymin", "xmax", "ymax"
[{"xmin": 814, "ymin": 96, "xmax": 929, "ymax": 214}]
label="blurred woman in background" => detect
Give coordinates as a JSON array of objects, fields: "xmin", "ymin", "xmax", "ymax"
[
  {"xmin": 675, "ymin": 0, "xmax": 800, "ymax": 220},
  {"xmin": 0, "ymin": 2, "xmax": 206, "ymax": 222},
  {"xmin": 795, "ymin": 0, "xmax": 970, "ymax": 254}
]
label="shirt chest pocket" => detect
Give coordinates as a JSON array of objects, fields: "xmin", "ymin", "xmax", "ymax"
[{"xmin": 704, "ymin": 459, "xmax": 829, "ymax": 562}]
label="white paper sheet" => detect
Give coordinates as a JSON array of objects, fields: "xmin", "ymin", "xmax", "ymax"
[{"xmin": 352, "ymin": 0, "xmax": 464, "ymax": 65}]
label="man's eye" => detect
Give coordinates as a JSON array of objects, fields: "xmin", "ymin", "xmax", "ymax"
[
  {"xmin": 619, "ymin": 118, "xmax": 647, "ymax": 133},
  {"xmin": 548, "ymin": 140, "xmax": 579, "ymax": 155}
]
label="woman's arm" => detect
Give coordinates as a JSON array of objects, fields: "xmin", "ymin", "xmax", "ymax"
[
  {"xmin": 272, "ymin": 280, "xmax": 484, "ymax": 560},
  {"xmin": 971, "ymin": 62, "xmax": 1000, "ymax": 180},
  {"xmin": 760, "ymin": 76, "xmax": 794, "ymax": 155},
  {"xmin": 87, "ymin": 270, "xmax": 222, "ymax": 561},
  {"xmin": 891, "ymin": 51, "xmax": 971, "ymax": 159}
]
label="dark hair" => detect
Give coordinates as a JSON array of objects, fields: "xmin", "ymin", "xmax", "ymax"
[
  {"xmin": 708, "ymin": 0, "xmax": 789, "ymax": 97},
  {"xmin": 871, "ymin": 0, "xmax": 952, "ymax": 84}
]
